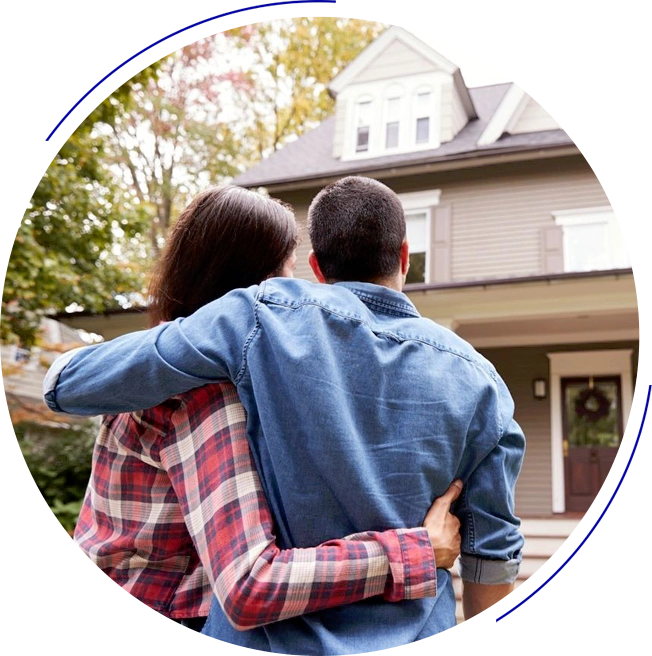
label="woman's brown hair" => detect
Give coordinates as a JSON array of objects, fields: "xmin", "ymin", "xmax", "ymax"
[{"xmin": 147, "ymin": 185, "xmax": 298, "ymax": 326}]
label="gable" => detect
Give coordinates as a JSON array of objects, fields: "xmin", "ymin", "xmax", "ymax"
[
  {"xmin": 348, "ymin": 38, "xmax": 442, "ymax": 86},
  {"xmin": 507, "ymin": 96, "xmax": 560, "ymax": 134},
  {"xmin": 478, "ymin": 85, "xmax": 562, "ymax": 146}
]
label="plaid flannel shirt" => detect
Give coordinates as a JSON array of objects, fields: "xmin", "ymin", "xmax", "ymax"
[{"xmin": 74, "ymin": 382, "xmax": 437, "ymax": 628}]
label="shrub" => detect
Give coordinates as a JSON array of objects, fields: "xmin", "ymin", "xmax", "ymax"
[{"xmin": 14, "ymin": 420, "xmax": 97, "ymax": 533}]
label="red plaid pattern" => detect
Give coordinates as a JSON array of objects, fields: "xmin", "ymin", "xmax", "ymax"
[{"xmin": 74, "ymin": 383, "xmax": 437, "ymax": 628}]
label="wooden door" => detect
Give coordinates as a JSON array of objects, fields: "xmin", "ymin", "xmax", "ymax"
[{"xmin": 562, "ymin": 376, "xmax": 622, "ymax": 513}]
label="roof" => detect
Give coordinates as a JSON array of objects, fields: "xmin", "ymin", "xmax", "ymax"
[
  {"xmin": 233, "ymin": 84, "xmax": 574, "ymax": 190},
  {"xmin": 328, "ymin": 26, "xmax": 477, "ymax": 121}
]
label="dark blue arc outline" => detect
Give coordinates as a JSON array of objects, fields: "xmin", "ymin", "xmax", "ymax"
[
  {"xmin": 45, "ymin": 0, "xmax": 337, "ymax": 141},
  {"xmin": 496, "ymin": 383, "xmax": 650, "ymax": 622}
]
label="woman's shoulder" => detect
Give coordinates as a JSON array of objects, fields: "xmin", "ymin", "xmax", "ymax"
[{"xmin": 137, "ymin": 381, "xmax": 243, "ymax": 434}]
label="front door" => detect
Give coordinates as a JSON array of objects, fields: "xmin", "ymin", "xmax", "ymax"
[{"xmin": 562, "ymin": 376, "xmax": 623, "ymax": 513}]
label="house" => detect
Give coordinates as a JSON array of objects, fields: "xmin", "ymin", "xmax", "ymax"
[
  {"xmin": 231, "ymin": 26, "xmax": 638, "ymax": 519},
  {"xmin": 46, "ymin": 24, "xmax": 635, "ymax": 618},
  {"xmin": 2, "ymin": 318, "xmax": 90, "ymax": 429}
]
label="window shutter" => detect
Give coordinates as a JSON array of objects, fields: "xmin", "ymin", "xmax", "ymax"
[
  {"xmin": 431, "ymin": 205, "xmax": 451, "ymax": 283},
  {"xmin": 541, "ymin": 224, "xmax": 564, "ymax": 274}
]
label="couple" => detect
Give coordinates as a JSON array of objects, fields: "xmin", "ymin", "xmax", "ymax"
[{"xmin": 45, "ymin": 177, "xmax": 524, "ymax": 654}]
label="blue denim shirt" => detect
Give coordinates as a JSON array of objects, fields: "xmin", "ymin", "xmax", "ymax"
[{"xmin": 45, "ymin": 279, "xmax": 524, "ymax": 654}]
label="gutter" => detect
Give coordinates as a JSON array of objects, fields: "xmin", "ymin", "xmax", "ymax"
[
  {"xmin": 404, "ymin": 268, "xmax": 634, "ymax": 294},
  {"xmin": 247, "ymin": 144, "xmax": 580, "ymax": 193}
]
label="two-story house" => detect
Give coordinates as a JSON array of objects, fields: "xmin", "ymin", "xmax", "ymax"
[
  {"xmin": 45, "ymin": 24, "xmax": 638, "ymax": 618},
  {"xmin": 56, "ymin": 25, "xmax": 637, "ymax": 522},
  {"xmin": 231, "ymin": 25, "xmax": 638, "ymax": 520}
]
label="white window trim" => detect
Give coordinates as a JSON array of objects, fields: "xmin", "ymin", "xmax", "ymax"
[
  {"xmin": 552, "ymin": 206, "xmax": 629, "ymax": 273},
  {"xmin": 413, "ymin": 86, "xmax": 435, "ymax": 146},
  {"xmin": 405, "ymin": 210, "xmax": 432, "ymax": 284},
  {"xmin": 353, "ymin": 96, "xmax": 374, "ymax": 153},
  {"xmin": 399, "ymin": 190, "xmax": 441, "ymax": 285},
  {"xmin": 341, "ymin": 73, "xmax": 444, "ymax": 161},
  {"xmin": 399, "ymin": 189, "xmax": 441, "ymax": 211},
  {"xmin": 382, "ymin": 85, "xmax": 404, "ymax": 151},
  {"xmin": 547, "ymin": 349, "xmax": 633, "ymax": 514}
]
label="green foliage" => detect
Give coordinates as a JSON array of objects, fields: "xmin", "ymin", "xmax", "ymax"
[
  {"xmin": 15, "ymin": 420, "xmax": 97, "ymax": 533},
  {"xmin": 2, "ymin": 19, "xmax": 386, "ymax": 346},
  {"xmin": 225, "ymin": 18, "xmax": 386, "ymax": 155},
  {"xmin": 106, "ymin": 18, "xmax": 387, "ymax": 255},
  {"xmin": 2, "ymin": 68, "xmax": 160, "ymax": 347},
  {"xmin": 51, "ymin": 499, "xmax": 85, "ymax": 535},
  {"xmin": 107, "ymin": 40, "xmax": 244, "ymax": 255}
]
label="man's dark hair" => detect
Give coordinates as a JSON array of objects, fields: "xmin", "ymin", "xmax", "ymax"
[{"xmin": 307, "ymin": 176, "xmax": 406, "ymax": 282}]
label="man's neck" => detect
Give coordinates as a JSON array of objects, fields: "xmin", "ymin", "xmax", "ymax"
[{"xmin": 326, "ymin": 274, "xmax": 404, "ymax": 292}]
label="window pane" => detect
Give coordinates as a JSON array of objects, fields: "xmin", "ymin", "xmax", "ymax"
[
  {"xmin": 607, "ymin": 218, "xmax": 631, "ymax": 268},
  {"xmin": 416, "ymin": 117, "xmax": 430, "ymax": 144},
  {"xmin": 406, "ymin": 212, "xmax": 428, "ymax": 283},
  {"xmin": 406, "ymin": 212, "xmax": 428, "ymax": 251},
  {"xmin": 385, "ymin": 121, "xmax": 399, "ymax": 148},
  {"xmin": 564, "ymin": 222, "xmax": 609, "ymax": 271},
  {"xmin": 565, "ymin": 380, "xmax": 620, "ymax": 448},
  {"xmin": 386, "ymin": 97, "xmax": 400, "ymax": 121},
  {"xmin": 416, "ymin": 92, "xmax": 430, "ymax": 117},
  {"xmin": 556, "ymin": 210, "xmax": 630, "ymax": 273},
  {"xmin": 356, "ymin": 126, "xmax": 369, "ymax": 152},
  {"xmin": 406, "ymin": 252, "xmax": 426, "ymax": 284},
  {"xmin": 357, "ymin": 101, "xmax": 372, "ymax": 126}
]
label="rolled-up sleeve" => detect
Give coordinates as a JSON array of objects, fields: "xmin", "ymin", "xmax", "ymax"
[
  {"xmin": 43, "ymin": 346, "xmax": 87, "ymax": 412},
  {"xmin": 458, "ymin": 415, "xmax": 526, "ymax": 585}
]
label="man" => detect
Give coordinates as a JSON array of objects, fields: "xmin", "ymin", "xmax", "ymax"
[{"xmin": 45, "ymin": 176, "xmax": 524, "ymax": 653}]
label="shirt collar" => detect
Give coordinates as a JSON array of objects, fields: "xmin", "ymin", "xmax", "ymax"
[{"xmin": 334, "ymin": 281, "xmax": 421, "ymax": 318}]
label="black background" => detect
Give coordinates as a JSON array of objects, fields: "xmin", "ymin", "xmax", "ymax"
[{"xmin": 3, "ymin": 2, "xmax": 649, "ymax": 653}]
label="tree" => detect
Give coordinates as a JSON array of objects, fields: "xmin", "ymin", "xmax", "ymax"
[
  {"xmin": 2, "ymin": 71, "xmax": 159, "ymax": 347},
  {"xmin": 107, "ymin": 39, "xmax": 244, "ymax": 256},
  {"xmin": 2, "ymin": 19, "xmax": 386, "ymax": 347},
  {"xmin": 224, "ymin": 18, "xmax": 386, "ymax": 157},
  {"xmin": 106, "ymin": 19, "xmax": 386, "ymax": 256}
]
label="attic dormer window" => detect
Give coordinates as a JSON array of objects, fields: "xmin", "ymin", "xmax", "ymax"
[
  {"xmin": 341, "ymin": 78, "xmax": 446, "ymax": 160},
  {"xmin": 415, "ymin": 91, "xmax": 431, "ymax": 144},
  {"xmin": 384, "ymin": 97, "xmax": 401, "ymax": 149},
  {"xmin": 355, "ymin": 100, "xmax": 372, "ymax": 152}
]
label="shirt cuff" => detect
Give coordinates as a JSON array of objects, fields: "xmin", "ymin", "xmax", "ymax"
[
  {"xmin": 43, "ymin": 346, "xmax": 86, "ymax": 412},
  {"xmin": 458, "ymin": 554, "xmax": 520, "ymax": 585},
  {"xmin": 382, "ymin": 527, "xmax": 437, "ymax": 601}
]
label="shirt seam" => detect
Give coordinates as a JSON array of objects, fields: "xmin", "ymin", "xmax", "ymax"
[
  {"xmin": 258, "ymin": 297, "xmax": 498, "ymax": 381},
  {"xmin": 234, "ymin": 285, "xmax": 264, "ymax": 387}
]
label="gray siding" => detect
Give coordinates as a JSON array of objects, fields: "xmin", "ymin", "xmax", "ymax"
[
  {"xmin": 480, "ymin": 345, "xmax": 553, "ymax": 516},
  {"xmin": 281, "ymin": 156, "xmax": 610, "ymax": 285},
  {"xmin": 444, "ymin": 160, "xmax": 610, "ymax": 281},
  {"xmin": 387, "ymin": 157, "xmax": 611, "ymax": 282},
  {"xmin": 440, "ymin": 79, "xmax": 468, "ymax": 144}
]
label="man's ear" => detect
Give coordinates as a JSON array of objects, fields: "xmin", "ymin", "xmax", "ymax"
[
  {"xmin": 400, "ymin": 240, "xmax": 410, "ymax": 276},
  {"xmin": 308, "ymin": 251, "xmax": 327, "ymax": 284}
]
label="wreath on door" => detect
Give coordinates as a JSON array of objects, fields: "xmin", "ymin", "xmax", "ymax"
[{"xmin": 574, "ymin": 387, "xmax": 611, "ymax": 422}]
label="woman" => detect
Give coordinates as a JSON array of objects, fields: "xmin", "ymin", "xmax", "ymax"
[{"xmin": 69, "ymin": 185, "xmax": 462, "ymax": 632}]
